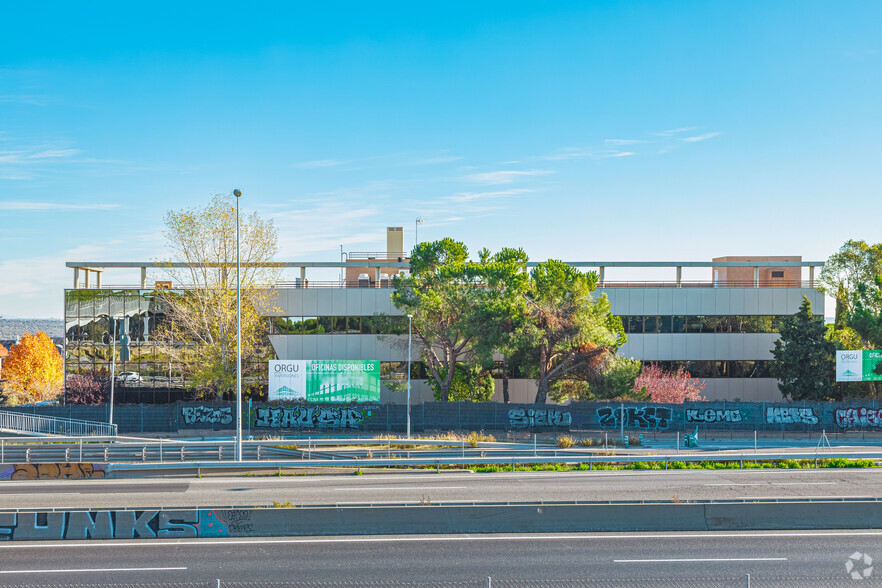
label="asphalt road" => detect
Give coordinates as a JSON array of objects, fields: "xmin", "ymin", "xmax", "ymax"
[
  {"xmin": 2, "ymin": 468, "xmax": 882, "ymax": 509},
  {"xmin": 0, "ymin": 530, "xmax": 878, "ymax": 586}
]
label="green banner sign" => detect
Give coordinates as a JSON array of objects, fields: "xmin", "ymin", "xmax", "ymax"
[
  {"xmin": 269, "ymin": 360, "xmax": 381, "ymax": 402},
  {"xmin": 836, "ymin": 350, "xmax": 882, "ymax": 382}
]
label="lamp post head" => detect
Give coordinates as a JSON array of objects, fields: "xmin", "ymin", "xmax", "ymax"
[{"xmin": 232, "ymin": 189, "xmax": 242, "ymax": 198}]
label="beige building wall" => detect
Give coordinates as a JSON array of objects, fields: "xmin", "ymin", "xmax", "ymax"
[{"xmin": 712, "ymin": 256, "xmax": 802, "ymax": 286}]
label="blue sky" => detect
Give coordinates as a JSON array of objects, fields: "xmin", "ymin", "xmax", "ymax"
[{"xmin": 1, "ymin": 1, "xmax": 880, "ymax": 318}]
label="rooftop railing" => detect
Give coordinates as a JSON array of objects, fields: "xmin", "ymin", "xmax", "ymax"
[{"xmin": 72, "ymin": 279, "xmax": 820, "ymax": 290}]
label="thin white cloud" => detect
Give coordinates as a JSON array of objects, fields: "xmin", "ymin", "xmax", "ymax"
[
  {"xmin": 604, "ymin": 139, "xmax": 646, "ymax": 145},
  {"xmin": 654, "ymin": 127, "xmax": 698, "ymax": 136},
  {"xmin": 464, "ymin": 169, "xmax": 554, "ymax": 185},
  {"xmin": 444, "ymin": 188, "xmax": 534, "ymax": 202},
  {"xmin": 605, "ymin": 151, "xmax": 636, "ymax": 158},
  {"xmin": 27, "ymin": 148, "xmax": 80, "ymax": 159},
  {"xmin": 0, "ymin": 201, "xmax": 120, "ymax": 211},
  {"xmin": 537, "ymin": 148, "xmax": 593, "ymax": 161},
  {"xmin": 843, "ymin": 49, "xmax": 879, "ymax": 59},
  {"xmin": 292, "ymin": 159, "xmax": 350, "ymax": 169},
  {"xmin": 0, "ymin": 95, "xmax": 51, "ymax": 106},
  {"xmin": 412, "ymin": 155, "xmax": 463, "ymax": 165},
  {"xmin": 682, "ymin": 132, "xmax": 720, "ymax": 142}
]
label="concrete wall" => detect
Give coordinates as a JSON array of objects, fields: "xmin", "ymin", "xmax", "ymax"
[{"xmin": 0, "ymin": 501, "xmax": 879, "ymax": 540}]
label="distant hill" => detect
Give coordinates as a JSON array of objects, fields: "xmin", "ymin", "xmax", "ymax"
[{"xmin": 0, "ymin": 318, "xmax": 64, "ymax": 341}]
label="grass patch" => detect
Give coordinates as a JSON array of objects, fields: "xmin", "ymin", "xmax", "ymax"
[{"xmin": 467, "ymin": 458, "xmax": 876, "ymax": 474}]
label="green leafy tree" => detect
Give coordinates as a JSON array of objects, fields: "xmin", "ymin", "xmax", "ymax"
[
  {"xmin": 471, "ymin": 247, "xmax": 531, "ymax": 403},
  {"xmin": 157, "ymin": 193, "xmax": 280, "ymax": 400},
  {"xmin": 849, "ymin": 275, "xmax": 882, "ymax": 348},
  {"xmin": 549, "ymin": 357, "xmax": 642, "ymax": 402},
  {"xmin": 845, "ymin": 274, "xmax": 882, "ymax": 397},
  {"xmin": 818, "ymin": 240, "xmax": 882, "ymax": 320},
  {"xmin": 521, "ymin": 260, "xmax": 626, "ymax": 403},
  {"xmin": 391, "ymin": 239, "xmax": 482, "ymax": 401},
  {"xmin": 770, "ymin": 297, "xmax": 836, "ymax": 400},
  {"xmin": 426, "ymin": 364, "xmax": 495, "ymax": 402}
]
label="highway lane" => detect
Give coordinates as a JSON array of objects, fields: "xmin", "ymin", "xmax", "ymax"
[
  {"xmin": 0, "ymin": 530, "xmax": 879, "ymax": 586},
  {"xmin": 1, "ymin": 468, "xmax": 882, "ymax": 509}
]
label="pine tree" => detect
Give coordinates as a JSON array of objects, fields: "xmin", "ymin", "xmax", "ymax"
[{"xmin": 770, "ymin": 297, "xmax": 836, "ymax": 400}]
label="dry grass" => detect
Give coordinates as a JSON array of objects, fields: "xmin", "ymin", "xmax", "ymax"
[
  {"xmin": 373, "ymin": 430, "xmax": 496, "ymax": 448},
  {"xmin": 556, "ymin": 435, "xmax": 575, "ymax": 448}
]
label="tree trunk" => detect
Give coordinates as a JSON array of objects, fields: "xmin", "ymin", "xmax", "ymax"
[
  {"xmin": 500, "ymin": 356, "xmax": 510, "ymax": 403},
  {"xmin": 535, "ymin": 346, "xmax": 548, "ymax": 403},
  {"xmin": 440, "ymin": 347, "xmax": 454, "ymax": 402}
]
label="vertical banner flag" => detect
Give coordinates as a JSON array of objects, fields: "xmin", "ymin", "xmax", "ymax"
[{"xmin": 269, "ymin": 360, "xmax": 380, "ymax": 402}]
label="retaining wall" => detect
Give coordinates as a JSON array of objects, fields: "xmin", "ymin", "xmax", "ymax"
[
  {"xmin": 0, "ymin": 501, "xmax": 879, "ymax": 541},
  {"xmin": 8, "ymin": 400, "xmax": 882, "ymax": 435}
]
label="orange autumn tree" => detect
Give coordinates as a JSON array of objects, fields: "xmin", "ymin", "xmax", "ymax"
[{"xmin": 0, "ymin": 332, "xmax": 63, "ymax": 405}]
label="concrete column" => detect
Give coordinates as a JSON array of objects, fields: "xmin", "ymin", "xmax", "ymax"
[
  {"xmin": 300, "ymin": 267, "xmax": 306, "ymax": 288},
  {"xmin": 809, "ymin": 266, "xmax": 815, "ymax": 286},
  {"xmin": 74, "ymin": 268, "xmax": 79, "ymax": 289},
  {"xmin": 140, "ymin": 267, "xmax": 147, "ymax": 289},
  {"xmin": 676, "ymin": 266, "xmax": 682, "ymax": 288},
  {"xmin": 96, "ymin": 271, "xmax": 102, "ymax": 289},
  {"xmin": 753, "ymin": 267, "xmax": 759, "ymax": 288},
  {"xmin": 84, "ymin": 270, "xmax": 90, "ymax": 288},
  {"xmin": 599, "ymin": 266, "xmax": 605, "ymax": 285},
  {"xmin": 376, "ymin": 267, "xmax": 381, "ymax": 288}
]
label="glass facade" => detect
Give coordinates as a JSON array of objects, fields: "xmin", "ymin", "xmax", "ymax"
[
  {"xmin": 620, "ymin": 315, "xmax": 797, "ymax": 334},
  {"xmin": 64, "ymin": 289, "xmax": 271, "ymax": 403},
  {"xmin": 270, "ymin": 316, "xmax": 409, "ymax": 335}
]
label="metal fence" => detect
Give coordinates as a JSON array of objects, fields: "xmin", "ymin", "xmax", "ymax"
[{"xmin": 0, "ymin": 410, "xmax": 117, "ymax": 437}]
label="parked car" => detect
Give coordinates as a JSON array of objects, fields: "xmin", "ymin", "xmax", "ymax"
[{"xmin": 115, "ymin": 371, "xmax": 142, "ymax": 384}]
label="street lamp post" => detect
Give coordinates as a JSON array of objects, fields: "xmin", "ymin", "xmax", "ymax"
[
  {"xmin": 407, "ymin": 314, "xmax": 412, "ymax": 439},
  {"xmin": 109, "ymin": 318, "xmax": 116, "ymax": 428},
  {"xmin": 233, "ymin": 188, "xmax": 243, "ymax": 462}
]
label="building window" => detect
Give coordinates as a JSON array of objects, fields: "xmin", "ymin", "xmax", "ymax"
[{"xmin": 771, "ymin": 271, "xmax": 784, "ymax": 278}]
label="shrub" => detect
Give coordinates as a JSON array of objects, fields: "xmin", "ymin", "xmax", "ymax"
[
  {"xmin": 65, "ymin": 374, "xmax": 108, "ymax": 405},
  {"xmin": 556, "ymin": 435, "xmax": 575, "ymax": 448}
]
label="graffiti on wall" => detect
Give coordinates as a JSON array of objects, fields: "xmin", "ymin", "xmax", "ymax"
[
  {"xmin": 507, "ymin": 408, "xmax": 572, "ymax": 429},
  {"xmin": 0, "ymin": 464, "xmax": 104, "ymax": 480},
  {"xmin": 596, "ymin": 406, "xmax": 673, "ymax": 430},
  {"xmin": 0, "ymin": 509, "xmax": 248, "ymax": 541},
  {"xmin": 181, "ymin": 406, "xmax": 233, "ymax": 425},
  {"xmin": 686, "ymin": 408, "xmax": 746, "ymax": 424},
  {"xmin": 765, "ymin": 407, "xmax": 819, "ymax": 425},
  {"xmin": 835, "ymin": 407, "xmax": 882, "ymax": 429},
  {"xmin": 253, "ymin": 405, "xmax": 368, "ymax": 430}
]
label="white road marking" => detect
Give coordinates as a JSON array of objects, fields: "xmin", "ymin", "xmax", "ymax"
[
  {"xmin": 333, "ymin": 486, "xmax": 466, "ymax": 491},
  {"xmin": 705, "ymin": 482, "xmax": 837, "ymax": 487},
  {"xmin": 741, "ymin": 495, "xmax": 871, "ymax": 500},
  {"xmin": 0, "ymin": 567, "xmax": 187, "ymax": 574},
  {"xmin": 614, "ymin": 558, "xmax": 786, "ymax": 563},
  {"xmin": 335, "ymin": 500, "xmax": 477, "ymax": 505},
  {"xmin": 0, "ymin": 531, "xmax": 881, "ymax": 549}
]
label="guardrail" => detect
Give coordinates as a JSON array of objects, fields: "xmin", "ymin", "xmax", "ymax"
[
  {"xmin": 0, "ymin": 411, "xmax": 117, "ymax": 437},
  {"xmin": 105, "ymin": 447, "xmax": 882, "ymax": 474},
  {"xmin": 1, "ymin": 434, "xmax": 877, "ymax": 471}
]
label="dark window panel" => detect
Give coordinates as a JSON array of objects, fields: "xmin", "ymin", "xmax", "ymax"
[
  {"xmin": 658, "ymin": 316, "xmax": 673, "ymax": 333},
  {"xmin": 672, "ymin": 316, "xmax": 686, "ymax": 333},
  {"xmin": 628, "ymin": 316, "xmax": 643, "ymax": 334}
]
